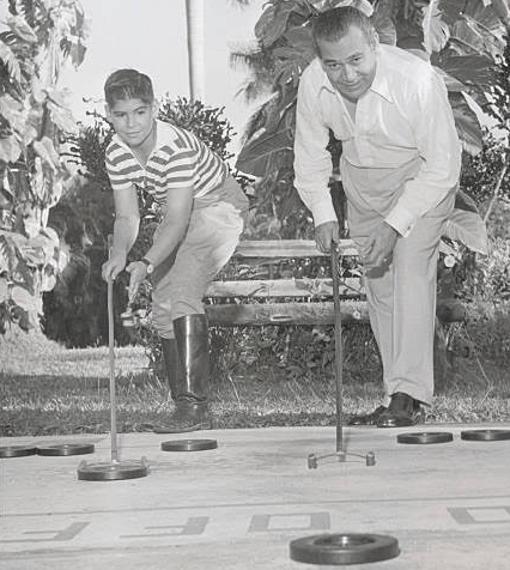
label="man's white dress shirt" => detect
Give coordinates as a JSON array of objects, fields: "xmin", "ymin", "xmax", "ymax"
[{"xmin": 294, "ymin": 44, "xmax": 462, "ymax": 237}]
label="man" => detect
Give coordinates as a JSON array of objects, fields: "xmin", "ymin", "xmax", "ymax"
[
  {"xmin": 101, "ymin": 69, "xmax": 249, "ymax": 433},
  {"xmin": 294, "ymin": 7, "xmax": 462, "ymax": 427}
]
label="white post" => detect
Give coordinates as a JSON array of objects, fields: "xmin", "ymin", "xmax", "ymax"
[{"xmin": 185, "ymin": 0, "xmax": 205, "ymax": 101}]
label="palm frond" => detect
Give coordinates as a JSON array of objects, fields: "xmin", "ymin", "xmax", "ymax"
[{"xmin": 230, "ymin": 47, "xmax": 276, "ymax": 102}]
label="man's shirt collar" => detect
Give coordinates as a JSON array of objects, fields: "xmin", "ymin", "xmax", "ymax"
[{"xmin": 369, "ymin": 47, "xmax": 394, "ymax": 103}]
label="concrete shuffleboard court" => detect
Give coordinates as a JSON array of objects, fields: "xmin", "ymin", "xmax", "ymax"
[{"xmin": 1, "ymin": 425, "xmax": 510, "ymax": 569}]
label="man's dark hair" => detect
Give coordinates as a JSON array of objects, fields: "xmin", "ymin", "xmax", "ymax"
[
  {"xmin": 104, "ymin": 69, "xmax": 154, "ymax": 106},
  {"xmin": 311, "ymin": 6, "xmax": 376, "ymax": 49}
]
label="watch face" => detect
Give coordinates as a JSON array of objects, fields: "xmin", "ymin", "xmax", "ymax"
[{"xmin": 141, "ymin": 258, "xmax": 154, "ymax": 274}]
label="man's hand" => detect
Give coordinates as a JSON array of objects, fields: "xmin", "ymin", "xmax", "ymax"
[
  {"xmin": 102, "ymin": 252, "xmax": 127, "ymax": 282},
  {"xmin": 362, "ymin": 222, "xmax": 399, "ymax": 269},
  {"xmin": 315, "ymin": 221, "xmax": 340, "ymax": 253},
  {"xmin": 126, "ymin": 261, "xmax": 148, "ymax": 303}
]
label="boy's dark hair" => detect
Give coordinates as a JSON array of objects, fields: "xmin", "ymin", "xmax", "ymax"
[
  {"xmin": 104, "ymin": 69, "xmax": 154, "ymax": 106},
  {"xmin": 311, "ymin": 6, "xmax": 376, "ymax": 50}
]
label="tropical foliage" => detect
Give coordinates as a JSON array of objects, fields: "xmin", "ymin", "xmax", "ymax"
[
  {"xmin": 0, "ymin": 0, "xmax": 88, "ymax": 332},
  {"xmin": 233, "ymin": 0, "xmax": 510, "ymax": 242}
]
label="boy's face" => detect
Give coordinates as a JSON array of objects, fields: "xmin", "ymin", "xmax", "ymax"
[
  {"xmin": 106, "ymin": 98, "xmax": 157, "ymax": 149},
  {"xmin": 317, "ymin": 25, "xmax": 377, "ymax": 103}
]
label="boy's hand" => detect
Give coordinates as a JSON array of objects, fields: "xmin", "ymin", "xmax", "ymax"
[
  {"xmin": 102, "ymin": 252, "xmax": 127, "ymax": 282},
  {"xmin": 315, "ymin": 221, "xmax": 340, "ymax": 253},
  {"xmin": 126, "ymin": 261, "xmax": 148, "ymax": 303}
]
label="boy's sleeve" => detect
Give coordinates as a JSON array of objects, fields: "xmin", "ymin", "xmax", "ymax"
[{"xmin": 105, "ymin": 148, "xmax": 134, "ymax": 191}]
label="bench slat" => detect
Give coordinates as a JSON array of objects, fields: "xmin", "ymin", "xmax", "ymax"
[
  {"xmin": 234, "ymin": 239, "xmax": 358, "ymax": 258},
  {"xmin": 206, "ymin": 278, "xmax": 364, "ymax": 299},
  {"xmin": 206, "ymin": 301, "xmax": 368, "ymax": 326}
]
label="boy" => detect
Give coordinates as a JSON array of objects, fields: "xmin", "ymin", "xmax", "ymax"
[{"xmin": 101, "ymin": 69, "xmax": 249, "ymax": 433}]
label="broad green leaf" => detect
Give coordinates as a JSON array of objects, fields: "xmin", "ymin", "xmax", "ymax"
[
  {"xmin": 27, "ymin": 231, "xmax": 58, "ymax": 263},
  {"xmin": 438, "ymin": 53, "xmax": 495, "ymax": 88},
  {"xmin": 69, "ymin": 40, "xmax": 87, "ymax": 68},
  {"xmin": 440, "ymin": 0, "xmax": 506, "ymax": 37},
  {"xmin": 13, "ymin": 305, "xmax": 32, "ymax": 331},
  {"xmin": 0, "ymin": 40, "xmax": 21, "ymax": 83},
  {"xmin": 23, "ymin": 217, "xmax": 43, "ymax": 239},
  {"xmin": 373, "ymin": 0, "xmax": 398, "ymax": 45},
  {"xmin": 283, "ymin": 26, "xmax": 316, "ymax": 63},
  {"xmin": 47, "ymin": 180, "xmax": 64, "ymax": 207},
  {"xmin": 44, "ymin": 86, "xmax": 72, "ymax": 109},
  {"xmin": 255, "ymin": 2, "xmax": 309, "ymax": 48},
  {"xmin": 41, "ymin": 272, "xmax": 56, "ymax": 293},
  {"xmin": 451, "ymin": 16, "xmax": 505, "ymax": 59},
  {"xmin": 491, "ymin": 0, "xmax": 510, "ymax": 28},
  {"xmin": 23, "ymin": 123, "xmax": 39, "ymax": 148},
  {"xmin": 236, "ymin": 126, "xmax": 294, "ymax": 178},
  {"xmin": 30, "ymin": 76, "xmax": 47, "ymax": 104},
  {"xmin": 23, "ymin": 105, "xmax": 45, "ymax": 148},
  {"xmin": 0, "ymin": 94, "xmax": 25, "ymax": 131},
  {"xmin": 422, "ymin": 0, "xmax": 450, "ymax": 53},
  {"xmin": 443, "ymin": 208, "xmax": 488, "ymax": 254},
  {"xmin": 6, "ymin": 15, "xmax": 37, "ymax": 44},
  {"xmin": 434, "ymin": 67, "xmax": 465, "ymax": 91},
  {"xmin": 41, "ymin": 226, "xmax": 60, "ymax": 244},
  {"xmin": 11, "ymin": 285, "xmax": 39, "ymax": 312},
  {"xmin": 264, "ymin": 84, "xmax": 298, "ymax": 132},
  {"xmin": 448, "ymin": 91, "xmax": 484, "ymax": 155},
  {"xmin": 29, "ymin": 158, "xmax": 46, "ymax": 202},
  {"xmin": 46, "ymin": 100, "xmax": 79, "ymax": 135},
  {"xmin": 454, "ymin": 189, "xmax": 480, "ymax": 215},
  {"xmin": 20, "ymin": 246, "xmax": 45, "ymax": 267},
  {"xmin": 33, "ymin": 137, "xmax": 60, "ymax": 171},
  {"xmin": 0, "ymin": 191, "xmax": 10, "ymax": 209},
  {"xmin": 328, "ymin": 0, "xmax": 373, "ymax": 17},
  {"xmin": 0, "ymin": 134, "xmax": 22, "ymax": 163}
]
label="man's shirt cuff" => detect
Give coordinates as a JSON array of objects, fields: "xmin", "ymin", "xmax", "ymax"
[
  {"xmin": 384, "ymin": 205, "xmax": 417, "ymax": 237},
  {"xmin": 312, "ymin": 199, "xmax": 338, "ymax": 227}
]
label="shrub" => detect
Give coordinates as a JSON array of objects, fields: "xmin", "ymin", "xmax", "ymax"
[{"xmin": 456, "ymin": 301, "xmax": 510, "ymax": 366}]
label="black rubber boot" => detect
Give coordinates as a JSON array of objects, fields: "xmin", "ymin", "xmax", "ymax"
[
  {"xmin": 153, "ymin": 314, "xmax": 212, "ymax": 434},
  {"xmin": 160, "ymin": 337, "xmax": 181, "ymax": 400}
]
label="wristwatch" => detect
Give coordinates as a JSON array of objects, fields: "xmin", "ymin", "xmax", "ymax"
[{"xmin": 140, "ymin": 257, "xmax": 154, "ymax": 275}]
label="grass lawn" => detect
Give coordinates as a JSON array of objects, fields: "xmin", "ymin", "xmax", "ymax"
[{"xmin": 1, "ymin": 326, "xmax": 509, "ymax": 437}]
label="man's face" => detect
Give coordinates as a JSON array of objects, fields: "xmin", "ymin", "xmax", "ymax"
[
  {"xmin": 106, "ymin": 98, "xmax": 156, "ymax": 149},
  {"xmin": 317, "ymin": 25, "xmax": 377, "ymax": 102}
]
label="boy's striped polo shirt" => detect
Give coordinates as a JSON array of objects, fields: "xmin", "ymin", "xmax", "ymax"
[{"xmin": 104, "ymin": 120, "xmax": 228, "ymax": 207}]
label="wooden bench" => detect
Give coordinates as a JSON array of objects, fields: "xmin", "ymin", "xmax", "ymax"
[
  {"xmin": 203, "ymin": 239, "xmax": 465, "ymax": 389},
  {"xmin": 205, "ymin": 239, "xmax": 366, "ymax": 327}
]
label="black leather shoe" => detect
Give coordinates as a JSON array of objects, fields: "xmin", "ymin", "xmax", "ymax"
[
  {"xmin": 348, "ymin": 405, "xmax": 387, "ymax": 426},
  {"xmin": 153, "ymin": 399, "xmax": 212, "ymax": 434},
  {"xmin": 376, "ymin": 392, "xmax": 425, "ymax": 428}
]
